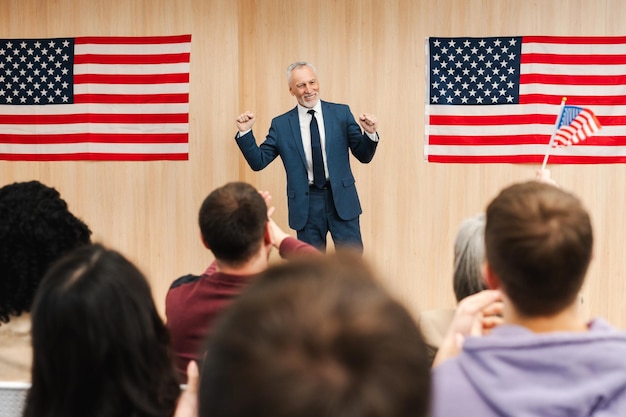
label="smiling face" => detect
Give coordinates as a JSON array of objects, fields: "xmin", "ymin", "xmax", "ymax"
[{"xmin": 288, "ymin": 65, "xmax": 320, "ymax": 108}]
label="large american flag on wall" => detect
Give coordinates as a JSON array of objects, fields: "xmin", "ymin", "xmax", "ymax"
[
  {"xmin": 0, "ymin": 34, "xmax": 190, "ymax": 161},
  {"xmin": 425, "ymin": 36, "xmax": 626, "ymax": 164}
]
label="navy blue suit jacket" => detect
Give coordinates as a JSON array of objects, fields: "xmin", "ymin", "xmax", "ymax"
[{"xmin": 236, "ymin": 101, "xmax": 378, "ymax": 230}]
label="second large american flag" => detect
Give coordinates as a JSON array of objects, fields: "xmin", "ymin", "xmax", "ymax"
[{"xmin": 425, "ymin": 36, "xmax": 626, "ymax": 164}]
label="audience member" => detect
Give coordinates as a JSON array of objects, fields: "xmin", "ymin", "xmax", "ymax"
[
  {"xmin": 432, "ymin": 181, "xmax": 626, "ymax": 416},
  {"xmin": 197, "ymin": 254, "xmax": 431, "ymax": 417},
  {"xmin": 418, "ymin": 213, "xmax": 487, "ymax": 364},
  {"xmin": 451, "ymin": 213, "xmax": 488, "ymax": 302},
  {"xmin": 165, "ymin": 181, "xmax": 318, "ymax": 382},
  {"xmin": 0, "ymin": 180, "xmax": 92, "ymax": 381},
  {"xmin": 23, "ymin": 244, "xmax": 180, "ymax": 417}
]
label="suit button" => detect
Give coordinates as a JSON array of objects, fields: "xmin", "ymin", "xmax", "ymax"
[{"xmin": 305, "ymin": 191, "xmax": 309, "ymax": 195}]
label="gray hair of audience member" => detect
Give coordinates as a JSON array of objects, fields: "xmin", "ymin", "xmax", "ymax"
[
  {"xmin": 286, "ymin": 61, "xmax": 317, "ymax": 83},
  {"xmin": 453, "ymin": 213, "xmax": 488, "ymax": 302}
]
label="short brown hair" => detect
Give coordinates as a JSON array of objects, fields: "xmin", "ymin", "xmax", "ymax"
[
  {"xmin": 485, "ymin": 181, "xmax": 593, "ymax": 317},
  {"xmin": 198, "ymin": 182, "xmax": 267, "ymax": 265},
  {"xmin": 199, "ymin": 254, "xmax": 431, "ymax": 417}
]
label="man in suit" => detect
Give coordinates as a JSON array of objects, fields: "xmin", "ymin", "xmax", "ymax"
[{"xmin": 235, "ymin": 61, "xmax": 379, "ymax": 252}]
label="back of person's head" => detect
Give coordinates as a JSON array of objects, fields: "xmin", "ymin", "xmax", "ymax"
[
  {"xmin": 24, "ymin": 244, "xmax": 180, "ymax": 417},
  {"xmin": 453, "ymin": 213, "xmax": 488, "ymax": 302},
  {"xmin": 485, "ymin": 181, "xmax": 593, "ymax": 317},
  {"xmin": 199, "ymin": 254, "xmax": 431, "ymax": 417},
  {"xmin": 0, "ymin": 180, "xmax": 91, "ymax": 323},
  {"xmin": 198, "ymin": 182, "xmax": 267, "ymax": 265}
]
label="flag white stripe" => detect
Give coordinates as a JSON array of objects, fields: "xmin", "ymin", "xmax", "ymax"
[
  {"xmin": 428, "ymin": 103, "xmax": 626, "ymax": 116},
  {"xmin": 520, "ymin": 83, "xmax": 626, "ymax": 96},
  {"xmin": 427, "ymin": 144, "xmax": 626, "ymax": 157},
  {"xmin": 520, "ymin": 63, "xmax": 626, "ymax": 76},
  {"xmin": 428, "ymin": 124, "xmax": 551, "ymax": 136},
  {"xmin": 0, "ymin": 103, "xmax": 188, "ymax": 115},
  {"xmin": 522, "ymin": 42, "xmax": 626, "ymax": 55},
  {"xmin": 427, "ymin": 124, "xmax": 620, "ymax": 137},
  {"xmin": 73, "ymin": 63, "xmax": 190, "ymax": 75},
  {"xmin": 0, "ymin": 142, "xmax": 188, "ymax": 154},
  {"xmin": 1, "ymin": 123, "xmax": 188, "ymax": 135},
  {"xmin": 73, "ymin": 83, "xmax": 189, "ymax": 95},
  {"xmin": 75, "ymin": 42, "xmax": 191, "ymax": 55},
  {"xmin": 429, "ymin": 103, "xmax": 552, "ymax": 115}
]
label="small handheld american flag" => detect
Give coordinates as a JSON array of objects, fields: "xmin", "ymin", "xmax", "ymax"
[
  {"xmin": 541, "ymin": 97, "xmax": 602, "ymax": 169},
  {"xmin": 553, "ymin": 105, "xmax": 602, "ymax": 148}
]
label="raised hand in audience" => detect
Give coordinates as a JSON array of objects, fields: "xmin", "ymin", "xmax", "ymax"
[
  {"xmin": 174, "ymin": 360, "xmax": 199, "ymax": 417},
  {"xmin": 432, "ymin": 289, "xmax": 503, "ymax": 367},
  {"xmin": 535, "ymin": 168, "xmax": 559, "ymax": 186}
]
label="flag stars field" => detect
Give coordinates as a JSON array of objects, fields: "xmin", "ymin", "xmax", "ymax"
[{"xmin": 429, "ymin": 37, "xmax": 522, "ymax": 106}]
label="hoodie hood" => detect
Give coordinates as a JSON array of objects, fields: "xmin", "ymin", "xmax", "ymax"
[{"xmin": 433, "ymin": 318, "xmax": 626, "ymax": 417}]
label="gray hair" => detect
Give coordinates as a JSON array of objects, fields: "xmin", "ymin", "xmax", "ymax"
[
  {"xmin": 286, "ymin": 61, "xmax": 317, "ymax": 84},
  {"xmin": 453, "ymin": 213, "xmax": 488, "ymax": 302}
]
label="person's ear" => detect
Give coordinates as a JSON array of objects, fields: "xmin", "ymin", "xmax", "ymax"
[
  {"xmin": 200, "ymin": 231, "xmax": 210, "ymax": 250},
  {"xmin": 264, "ymin": 222, "xmax": 272, "ymax": 246},
  {"xmin": 483, "ymin": 262, "xmax": 501, "ymax": 290}
]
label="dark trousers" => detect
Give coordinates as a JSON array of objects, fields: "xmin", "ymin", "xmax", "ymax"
[{"xmin": 296, "ymin": 185, "xmax": 363, "ymax": 253}]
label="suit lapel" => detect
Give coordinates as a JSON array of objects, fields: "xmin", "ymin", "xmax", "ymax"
[
  {"xmin": 288, "ymin": 106, "xmax": 308, "ymax": 168},
  {"xmin": 321, "ymin": 101, "xmax": 333, "ymax": 162}
]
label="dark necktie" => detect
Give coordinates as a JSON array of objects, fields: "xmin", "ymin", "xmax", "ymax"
[{"xmin": 308, "ymin": 109, "xmax": 326, "ymax": 189}]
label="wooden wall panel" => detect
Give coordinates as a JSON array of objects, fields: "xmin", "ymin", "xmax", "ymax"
[{"xmin": 2, "ymin": 0, "xmax": 625, "ymax": 328}]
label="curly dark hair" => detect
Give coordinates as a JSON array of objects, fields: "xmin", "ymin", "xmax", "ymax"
[{"xmin": 0, "ymin": 180, "xmax": 92, "ymax": 322}]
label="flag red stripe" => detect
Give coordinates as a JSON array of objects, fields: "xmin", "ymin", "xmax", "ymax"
[
  {"xmin": 546, "ymin": 155, "xmax": 626, "ymax": 164},
  {"xmin": 522, "ymin": 53, "xmax": 626, "ymax": 65},
  {"xmin": 0, "ymin": 133, "xmax": 188, "ymax": 144},
  {"xmin": 74, "ymin": 53, "xmax": 190, "ymax": 65},
  {"xmin": 428, "ymin": 134, "xmax": 622, "ymax": 146},
  {"xmin": 523, "ymin": 36, "xmax": 626, "ymax": 44},
  {"xmin": 73, "ymin": 93, "xmax": 189, "ymax": 104},
  {"xmin": 520, "ymin": 73, "xmax": 626, "ymax": 85},
  {"xmin": 429, "ymin": 114, "xmax": 556, "ymax": 126},
  {"xmin": 73, "ymin": 73, "xmax": 189, "ymax": 84},
  {"xmin": 519, "ymin": 94, "xmax": 626, "ymax": 106},
  {"xmin": 0, "ymin": 113, "xmax": 188, "ymax": 124},
  {"xmin": 427, "ymin": 155, "xmax": 544, "ymax": 163},
  {"xmin": 0, "ymin": 152, "xmax": 189, "ymax": 161},
  {"xmin": 427, "ymin": 154, "xmax": 626, "ymax": 164},
  {"xmin": 75, "ymin": 35, "xmax": 192, "ymax": 45},
  {"xmin": 430, "ymin": 115, "xmax": 621, "ymax": 127},
  {"xmin": 427, "ymin": 134, "xmax": 552, "ymax": 146}
]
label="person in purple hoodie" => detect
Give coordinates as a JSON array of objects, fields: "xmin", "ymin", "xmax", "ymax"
[{"xmin": 432, "ymin": 180, "xmax": 626, "ymax": 417}]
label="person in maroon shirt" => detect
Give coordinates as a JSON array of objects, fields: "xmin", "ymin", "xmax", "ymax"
[{"xmin": 165, "ymin": 181, "xmax": 318, "ymax": 382}]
